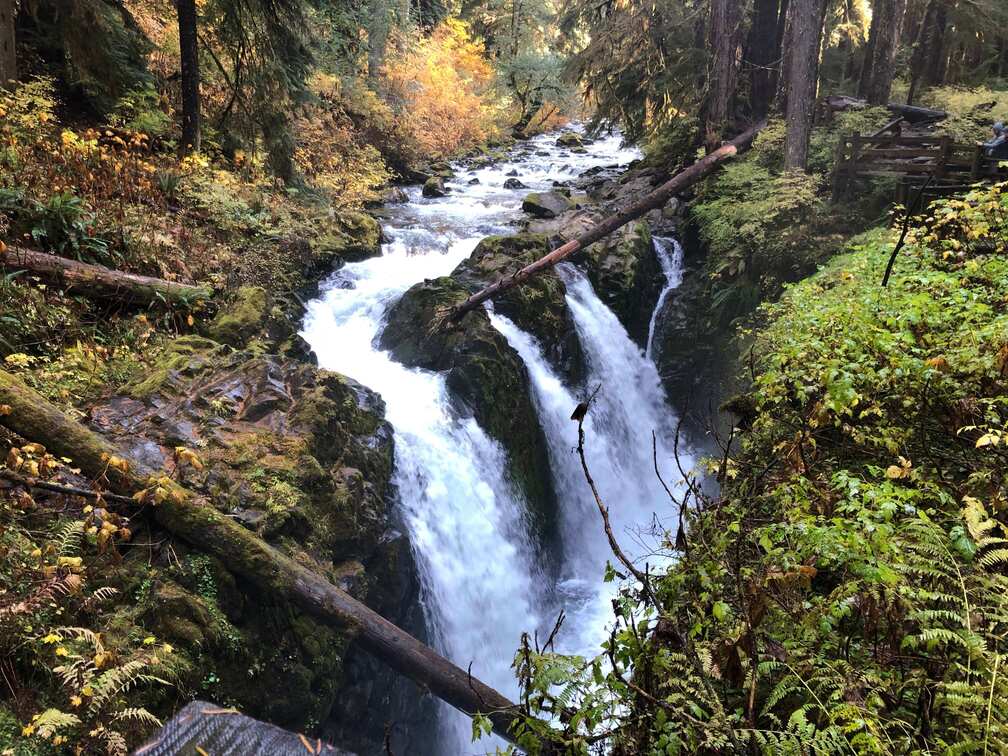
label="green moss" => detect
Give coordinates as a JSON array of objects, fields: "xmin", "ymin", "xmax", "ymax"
[
  {"xmin": 125, "ymin": 334, "xmax": 221, "ymax": 398},
  {"xmin": 207, "ymin": 286, "xmax": 269, "ymax": 347}
]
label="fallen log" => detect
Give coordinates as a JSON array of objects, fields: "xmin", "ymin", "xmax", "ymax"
[
  {"xmin": 0, "ymin": 245, "xmax": 212, "ymax": 308},
  {"xmin": 447, "ymin": 121, "xmax": 766, "ymax": 321},
  {"xmin": 822, "ymin": 95, "xmax": 947, "ymax": 124},
  {"xmin": 0, "ymin": 370, "xmax": 533, "ymax": 747}
]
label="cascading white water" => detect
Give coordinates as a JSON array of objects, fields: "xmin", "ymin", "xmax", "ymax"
[
  {"xmin": 492, "ymin": 262, "xmax": 689, "ymax": 660},
  {"xmin": 302, "ymin": 127, "xmax": 685, "ymax": 753},
  {"xmin": 646, "ymin": 236, "xmax": 685, "ymax": 359}
]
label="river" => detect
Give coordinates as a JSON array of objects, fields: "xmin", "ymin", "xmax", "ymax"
[{"xmin": 301, "ymin": 128, "xmax": 691, "ymax": 754}]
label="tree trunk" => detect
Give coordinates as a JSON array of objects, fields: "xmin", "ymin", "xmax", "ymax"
[
  {"xmin": 856, "ymin": 0, "xmax": 881, "ymax": 99},
  {"xmin": 906, "ymin": 0, "xmax": 937, "ymax": 105},
  {"xmin": 178, "ymin": 0, "xmax": 201, "ymax": 154},
  {"xmin": 0, "ymin": 0, "xmax": 16, "ymax": 87},
  {"xmin": 924, "ymin": 1, "xmax": 948, "ymax": 87},
  {"xmin": 783, "ymin": 0, "xmax": 826, "ymax": 170},
  {"xmin": 770, "ymin": 0, "xmax": 794, "ymax": 110},
  {"xmin": 745, "ymin": 0, "xmax": 781, "ymax": 119},
  {"xmin": 861, "ymin": 0, "xmax": 908, "ymax": 105},
  {"xmin": 703, "ymin": 0, "xmax": 742, "ymax": 151},
  {"xmin": 1, "ymin": 246, "xmax": 213, "ymax": 308},
  {"xmin": 0, "ymin": 371, "xmax": 531, "ymax": 747},
  {"xmin": 448, "ymin": 122, "xmax": 765, "ymax": 321}
]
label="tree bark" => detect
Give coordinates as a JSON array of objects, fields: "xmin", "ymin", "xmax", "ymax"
[
  {"xmin": 783, "ymin": 0, "xmax": 827, "ymax": 170},
  {"xmin": 448, "ymin": 122, "xmax": 766, "ymax": 322},
  {"xmin": 906, "ymin": 0, "xmax": 937, "ymax": 105},
  {"xmin": 703, "ymin": 0, "xmax": 742, "ymax": 151},
  {"xmin": 924, "ymin": 1, "xmax": 948, "ymax": 87},
  {"xmin": 746, "ymin": 0, "xmax": 782, "ymax": 119},
  {"xmin": 860, "ymin": 0, "xmax": 908, "ymax": 105},
  {"xmin": 1, "ymin": 245, "xmax": 213, "ymax": 307},
  {"xmin": 856, "ymin": 0, "xmax": 881, "ymax": 99},
  {"xmin": 177, "ymin": 0, "xmax": 201, "ymax": 154},
  {"xmin": 0, "ymin": 0, "xmax": 16, "ymax": 87},
  {"xmin": 0, "ymin": 370, "xmax": 531, "ymax": 746}
]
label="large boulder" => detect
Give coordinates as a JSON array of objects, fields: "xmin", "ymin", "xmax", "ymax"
[
  {"xmin": 522, "ymin": 191, "xmax": 574, "ymax": 219},
  {"xmin": 557, "ymin": 132, "xmax": 583, "ymax": 148},
  {"xmin": 453, "ymin": 233, "xmax": 583, "ymax": 381},
  {"xmin": 85, "ymin": 323, "xmax": 421, "ymax": 751},
  {"xmin": 314, "ymin": 210, "xmax": 383, "ymax": 264},
  {"xmin": 378, "ymin": 277, "xmax": 558, "ymax": 542},
  {"xmin": 422, "ymin": 177, "xmax": 448, "ymax": 198},
  {"xmin": 575, "ymin": 220, "xmax": 663, "ymax": 345}
]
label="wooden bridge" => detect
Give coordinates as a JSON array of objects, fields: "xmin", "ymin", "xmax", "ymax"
[{"xmin": 832, "ymin": 134, "xmax": 1008, "ymax": 203}]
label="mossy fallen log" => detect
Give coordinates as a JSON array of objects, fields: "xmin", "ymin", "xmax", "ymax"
[
  {"xmin": 0, "ymin": 369, "xmax": 529, "ymax": 746},
  {"xmin": 0, "ymin": 245, "xmax": 212, "ymax": 308},
  {"xmin": 448, "ymin": 121, "xmax": 766, "ymax": 321}
]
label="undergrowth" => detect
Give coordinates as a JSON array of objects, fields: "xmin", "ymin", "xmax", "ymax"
[{"xmin": 511, "ymin": 182, "xmax": 1008, "ymax": 754}]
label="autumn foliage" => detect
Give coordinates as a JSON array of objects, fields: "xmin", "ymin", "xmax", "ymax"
[{"xmin": 382, "ymin": 20, "xmax": 502, "ymax": 163}]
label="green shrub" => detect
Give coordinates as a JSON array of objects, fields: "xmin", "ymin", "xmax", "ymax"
[
  {"xmin": 0, "ymin": 188, "xmax": 114, "ymax": 265},
  {"xmin": 511, "ymin": 182, "xmax": 1008, "ymax": 754}
]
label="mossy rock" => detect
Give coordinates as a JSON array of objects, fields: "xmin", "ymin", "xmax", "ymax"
[
  {"xmin": 557, "ymin": 132, "xmax": 584, "ymax": 148},
  {"xmin": 422, "ymin": 176, "xmax": 448, "ymax": 198},
  {"xmin": 453, "ymin": 233, "xmax": 584, "ymax": 381},
  {"xmin": 314, "ymin": 211, "xmax": 382, "ymax": 265},
  {"xmin": 208, "ymin": 286, "xmax": 269, "ymax": 347},
  {"xmin": 577, "ymin": 220, "xmax": 663, "ymax": 344},
  {"xmin": 379, "ymin": 277, "xmax": 558, "ymax": 541},
  {"xmin": 522, "ymin": 191, "xmax": 574, "ymax": 219},
  {"xmin": 125, "ymin": 334, "xmax": 224, "ymax": 399}
]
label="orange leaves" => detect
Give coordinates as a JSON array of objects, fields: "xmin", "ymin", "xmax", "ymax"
[{"xmin": 381, "ymin": 20, "xmax": 502, "ymax": 162}]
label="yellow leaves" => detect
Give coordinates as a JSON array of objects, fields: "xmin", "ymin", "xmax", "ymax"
[
  {"xmin": 80, "ymin": 685, "xmax": 93, "ymax": 697},
  {"xmin": 54, "ymin": 647, "xmax": 68, "ymax": 657},
  {"xmin": 69, "ymin": 696, "xmax": 81, "ymax": 708},
  {"xmin": 6, "ymin": 447, "xmax": 22, "ymax": 470},
  {"xmin": 162, "ymin": 643, "xmax": 173, "ymax": 655},
  {"xmin": 885, "ymin": 456, "xmax": 913, "ymax": 480},
  {"xmin": 99, "ymin": 452, "xmax": 130, "ymax": 476},
  {"xmin": 0, "ymin": 404, "xmax": 10, "ymax": 415},
  {"xmin": 925, "ymin": 356, "xmax": 949, "ymax": 371},
  {"xmin": 93, "ymin": 651, "xmax": 109, "ymax": 669},
  {"xmin": 57, "ymin": 556, "xmax": 83, "ymax": 573},
  {"xmin": 142, "ymin": 636, "xmax": 156, "ymax": 646},
  {"xmin": 975, "ymin": 431, "xmax": 1003, "ymax": 448},
  {"xmin": 41, "ymin": 633, "xmax": 61, "ymax": 645},
  {"xmin": 173, "ymin": 446, "xmax": 204, "ymax": 471}
]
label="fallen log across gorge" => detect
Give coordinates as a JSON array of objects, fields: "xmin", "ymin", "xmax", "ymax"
[
  {"xmin": 0, "ymin": 369, "xmax": 542, "ymax": 749},
  {"xmin": 447, "ymin": 121, "xmax": 766, "ymax": 322}
]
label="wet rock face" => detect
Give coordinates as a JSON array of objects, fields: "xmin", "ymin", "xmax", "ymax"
[
  {"xmin": 522, "ymin": 191, "xmax": 575, "ymax": 219},
  {"xmin": 86, "ymin": 291, "xmax": 417, "ymax": 747},
  {"xmin": 422, "ymin": 176, "xmax": 448, "ymax": 198},
  {"xmin": 453, "ymin": 233, "xmax": 584, "ymax": 382},
  {"xmin": 314, "ymin": 210, "xmax": 383, "ymax": 265},
  {"xmin": 503, "ymin": 177, "xmax": 526, "ymax": 189},
  {"xmin": 577, "ymin": 220, "xmax": 664, "ymax": 346},
  {"xmin": 378, "ymin": 277, "xmax": 558, "ymax": 544},
  {"xmin": 556, "ymin": 131, "xmax": 583, "ymax": 148}
]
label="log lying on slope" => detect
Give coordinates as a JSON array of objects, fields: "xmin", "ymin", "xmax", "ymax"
[
  {"xmin": 448, "ymin": 121, "xmax": 766, "ymax": 322},
  {"xmin": 0, "ymin": 245, "xmax": 212, "ymax": 308},
  {"xmin": 0, "ymin": 370, "xmax": 528, "ymax": 746}
]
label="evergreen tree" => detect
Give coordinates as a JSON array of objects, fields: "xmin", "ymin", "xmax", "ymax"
[
  {"xmin": 0, "ymin": 0, "xmax": 15, "ymax": 86},
  {"xmin": 178, "ymin": 0, "xmax": 200, "ymax": 154}
]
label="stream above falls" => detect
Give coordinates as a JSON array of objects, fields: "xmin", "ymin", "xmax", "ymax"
[{"xmin": 301, "ymin": 128, "xmax": 693, "ymax": 754}]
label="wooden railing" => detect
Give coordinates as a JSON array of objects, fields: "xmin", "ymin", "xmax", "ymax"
[{"xmin": 832, "ymin": 134, "xmax": 1008, "ymax": 201}]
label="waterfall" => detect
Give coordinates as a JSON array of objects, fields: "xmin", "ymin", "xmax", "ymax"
[
  {"xmin": 302, "ymin": 127, "xmax": 682, "ymax": 753},
  {"xmin": 646, "ymin": 236, "xmax": 684, "ymax": 360},
  {"xmin": 492, "ymin": 265, "xmax": 689, "ymax": 659}
]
